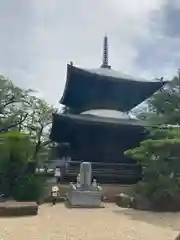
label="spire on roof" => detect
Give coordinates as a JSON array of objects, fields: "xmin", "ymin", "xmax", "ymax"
[{"xmin": 101, "ymin": 35, "xmax": 111, "ymax": 69}]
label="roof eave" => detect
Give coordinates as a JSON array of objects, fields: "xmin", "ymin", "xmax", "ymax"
[{"xmin": 53, "ymin": 113, "xmax": 148, "ymax": 128}]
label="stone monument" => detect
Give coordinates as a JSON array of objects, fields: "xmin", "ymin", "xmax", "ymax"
[{"xmin": 66, "ymin": 162, "xmax": 102, "ymax": 207}]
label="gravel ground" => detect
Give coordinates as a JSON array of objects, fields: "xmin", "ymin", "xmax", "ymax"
[{"xmin": 0, "ymin": 203, "xmax": 179, "ymax": 240}]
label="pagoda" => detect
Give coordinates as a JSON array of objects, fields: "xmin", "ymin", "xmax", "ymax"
[{"xmin": 50, "ymin": 36, "xmax": 167, "ymax": 183}]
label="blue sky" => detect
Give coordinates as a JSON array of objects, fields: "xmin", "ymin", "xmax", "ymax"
[{"xmin": 0, "ymin": 0, "xmax": 179, "ymax": 106}]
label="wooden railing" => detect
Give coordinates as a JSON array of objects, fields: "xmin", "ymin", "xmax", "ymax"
[{"xmin": 62, "ymin": 161, "xmax": 142, "ymax": 184}]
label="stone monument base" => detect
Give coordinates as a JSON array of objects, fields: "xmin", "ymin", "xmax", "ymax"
[
  {"xmin": 67, "ymin": 190, "xmax": 102, "ymax": 208},
  {"xmin": 66, "ymin": 162, "xmax": 103, "ymax": 208}
]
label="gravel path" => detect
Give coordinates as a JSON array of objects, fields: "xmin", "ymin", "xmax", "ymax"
[{"xmin": 0, "ymin": 203, "xmax": 179, "ymax": 240}]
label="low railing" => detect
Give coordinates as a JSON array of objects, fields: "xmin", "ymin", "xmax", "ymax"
[{"xmin": 62, "ymin": 161, "xmax": 142, "ymax": 184}]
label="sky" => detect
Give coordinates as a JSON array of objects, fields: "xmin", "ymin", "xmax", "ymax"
[{"xmin": 0, "ymin": 0, "xmax": 180, "ymax": 106}]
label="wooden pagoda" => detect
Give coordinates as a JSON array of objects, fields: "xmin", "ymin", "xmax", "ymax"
[{"xmin": 50, "ymin": 36, "xmax": 167, "ymax": 183}]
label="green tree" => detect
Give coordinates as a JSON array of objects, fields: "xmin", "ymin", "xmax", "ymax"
[
  {"xmin": 125, "ymin": 127, "xmax": 180, "ymax": 211},
  {"xmin": 139, "ymin": 71, "xmax": 180, "ymax": 125},
  {"xmin": 0, "ymin": 131, "xmax": 33, "ymax": 196},
  {"xmin": 0, "ymin": 75, "xmax": 33, "ymax": 133},
  {"xmin": 124, "ymin": 72, "xmax": 180, "ymax": 211},
  {"xmin": 0, "ymin": 75, "xmax": 56, "ymax": 200},
  {"xmin": 24, "ymin": 96, "xmax": 55, "ymax": 163},
  {"xmin": 0, "ymin": 74, "xmax": 57, "ymax": 173}
]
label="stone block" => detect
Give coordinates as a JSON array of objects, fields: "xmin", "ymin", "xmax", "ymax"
[
  {"xmin": 0, "ymin": 201, "xmax": 38, "ymax": 216},
  {"xmin": 67, "ymin": 190, "xmax": 102, "ymax": 207}
]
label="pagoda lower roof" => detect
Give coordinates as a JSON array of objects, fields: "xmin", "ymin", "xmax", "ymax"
[
  {"xmin": 60, "ymin": 65, "xmax": 168, "ymax": 111},
  {"xmin": 52, "ymin": 112, "xmax": 147, "ymax": 127},
  {"xmin": 50, "ymin": 113, "xmax": 147, "ymax": 143}
]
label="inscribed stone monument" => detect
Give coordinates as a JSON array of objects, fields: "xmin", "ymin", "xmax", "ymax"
[{"xmin": 66, "ymin": 162, "xmax": 102, "ymax": 207}]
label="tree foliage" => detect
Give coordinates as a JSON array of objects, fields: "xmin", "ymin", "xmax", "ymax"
[
  {"xmin": 24, "ymin": 96, "xmax": 55, "ymax": 161},
  {"xmin": 0, "ymin": 76, "xmax": 56, "ymax": 165},
  {"xmin": 142, "ymin": 71, "xmax": 180, "ymax": 124},
  {"xmin": 0, "ymin": 75, "xmax": 57, "ymax": 200},
  {"xmin": 125, "ymin": 72, "xmax": 180, "ymax": 211},
  {"xmin": 0, "ymin": 131, "xmax": 33, "ymax": 196},
  {"xmin": 0, "ymin": 75, "xmax": 33, "ymax": 133}
]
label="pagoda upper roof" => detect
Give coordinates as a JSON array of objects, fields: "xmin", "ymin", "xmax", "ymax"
[
  {"xmin": 83, "ymin": 67, "xmax": 155, "ymax": 82},
  {"xmin": 60, "ymin": 64, "xmax": 168, "ymax": 112}
]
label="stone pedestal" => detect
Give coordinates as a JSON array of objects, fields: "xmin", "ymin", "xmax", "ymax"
[
  {"xmin": 67, "ymin": 189, "xmax": 102, "ymax": 207},
  {"xmin": 66, "ymin": 162, "xmax": 103, "ymax": 208}
]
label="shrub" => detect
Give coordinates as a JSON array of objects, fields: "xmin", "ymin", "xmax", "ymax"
[
  {"xmin": 12, "ymin": 175, "xmax": 45, "ymax": 202},
  {"xmin": 0, "ymin": 131, "xmax": 33, "ymax": 196},
  {"xmin": 124, "ymin": 128, "xmax": 180, "ymax": 211}
]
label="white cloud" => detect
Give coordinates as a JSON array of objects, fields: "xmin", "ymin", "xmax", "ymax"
[{"xmin": 0, "ymin": 0, "xmax": 177, "ymax": 106}]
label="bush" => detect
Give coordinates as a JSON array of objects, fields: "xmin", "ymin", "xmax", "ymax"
[
  {"xmin": 0, "ymin": 131, "xmax": 33, "ymax": 196},
  {"xmin": 130, "ymin": 177, "xmax": 180, "ymax": 211},
  {"xmin": 124, "ymin": 128, "xmax": 180, "ymax": 211},
  {"xmin": 12, "ymin": 175, "xmax": 45, "ymax": 202}
]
